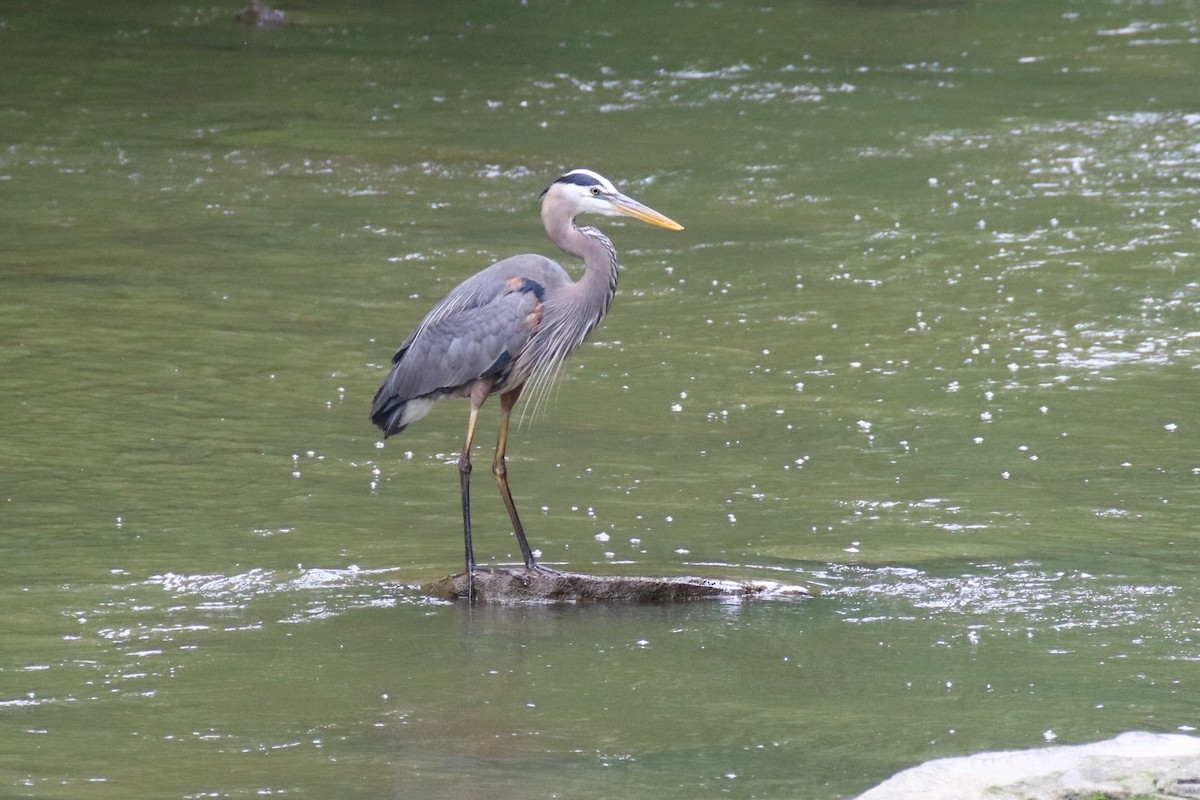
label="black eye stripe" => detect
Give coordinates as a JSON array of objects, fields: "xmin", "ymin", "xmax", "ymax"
[
  {"xmin": 543, "ymin": 169, "xmax": 616, "ymax": 199},
  {"xmin": 557, "ymin": 172, "xmax": 603, "ymax": 189}
]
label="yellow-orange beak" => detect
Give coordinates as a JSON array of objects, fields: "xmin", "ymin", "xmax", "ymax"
[{"xmin": 610, "ymin": 193, "xmax": 685, "ymax": 231}]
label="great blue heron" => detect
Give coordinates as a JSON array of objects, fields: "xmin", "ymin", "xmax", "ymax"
[{"xmin": 370, "ymin": 169, "xmax": 683, "ymax": 587}]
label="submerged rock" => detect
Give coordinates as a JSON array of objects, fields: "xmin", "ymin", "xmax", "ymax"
[
  {"xmin": 235, "ymin": 0, "xmax": 285, "ymax": 27},
  {"xmin": 422, "ymin": 569, "xmax": 812, "ymax": 603},
  {"xmin": 854, "ymin": 731, "xmax": 1200, "ymax": 800}
]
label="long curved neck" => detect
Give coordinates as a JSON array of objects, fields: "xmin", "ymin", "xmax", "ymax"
[
  {"xmin": 516, "ymin": 198, "xmax": 622, "ymax": 415},
  {"xmin": 543, "ymin": 209, "xmax": 619, "ymax": 323}
]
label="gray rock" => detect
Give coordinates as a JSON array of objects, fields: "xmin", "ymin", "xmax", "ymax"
[{"xmin": 854, "ymin": 731, "xmax": 1200, "ymax": 800}]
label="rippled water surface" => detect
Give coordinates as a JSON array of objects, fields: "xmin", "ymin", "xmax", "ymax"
[{"xmin": 2, "ymin": 1, "xmax": 1198, "ymax": 797}]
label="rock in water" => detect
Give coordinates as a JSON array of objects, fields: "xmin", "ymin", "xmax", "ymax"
[
  {"xmin": 422, "ymin": 569, "xmax": 812, "ymax": 603},
  {"xmin": 235, "ymin": 0, "xmax": 285, "ymax": 27},
  {"xmin": 853, "ymin": 731, "xmax": 1200, "ymax": 800}
]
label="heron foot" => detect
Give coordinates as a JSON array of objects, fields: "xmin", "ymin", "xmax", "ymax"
[{"xmin": 464, "ymin": 565, "xmax": 557, "ymax": 576}]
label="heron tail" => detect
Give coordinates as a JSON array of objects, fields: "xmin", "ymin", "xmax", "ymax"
[
  {"xmin": 370, "ymin": 386, "xmax": 439, "ymax": 438},
  {"xmin": 369, "ymin": 390, "xmax": 408, "ymax": 437}
]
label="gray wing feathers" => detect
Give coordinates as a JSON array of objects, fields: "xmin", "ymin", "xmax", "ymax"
[
  {"xmin": 370, "ymin": 254, "xmax": 566, "ymax": 436},
  {"xmin": 383, "ymin": 288, "xmax": 540, "ymax": 401},
  {"xmin": 405, "ymin": 254, "xmax": 567, "ymax": 347}
]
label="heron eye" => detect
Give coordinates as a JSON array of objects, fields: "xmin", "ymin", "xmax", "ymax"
[{"xmin": 590, "ymin": 186, "xmax": 601, "ymax": 196}]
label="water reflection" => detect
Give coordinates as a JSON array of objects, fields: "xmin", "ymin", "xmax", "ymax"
[
  {"xmin": 74, "ymin": 560, "xmax": 1191, "ymax": 651},
  {"xmin": 832, "ymin": 563, "xmax": 1181, "ymax": 631}
]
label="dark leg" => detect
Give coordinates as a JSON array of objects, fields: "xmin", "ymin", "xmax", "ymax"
[
  {"xmin": 494, "ymin": 389, "xmax": 557, "ymax": 573},
  {"xmin": 460, "ymin": 385, "xmax": 490, "ymax": 601}
]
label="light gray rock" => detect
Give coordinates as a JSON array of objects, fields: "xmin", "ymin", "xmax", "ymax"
[{"xmin": 854, "ymin": 731, "xmax": 1200, "ymax": 800}]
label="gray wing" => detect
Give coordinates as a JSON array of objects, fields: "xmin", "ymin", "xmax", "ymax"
[
  {"xmin": 404, "ymin": 254, "xmax": 569, "ymax": 348},
  {"xmin": 384, "ymin": 283, "xmax": 541, "ymax": 400},
  {"xmin": 370, "ymin": 264, "xmax": 557, "ymax": 436}
]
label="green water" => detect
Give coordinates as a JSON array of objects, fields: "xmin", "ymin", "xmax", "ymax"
[{"xmin": 2, "ymin": 1, "xmax": 1198, "ymax": 797}]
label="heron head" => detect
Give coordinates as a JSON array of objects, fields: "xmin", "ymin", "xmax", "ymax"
[{"xmin": 542, "ymin": 169, "xmax": 684, "ymax": 231}]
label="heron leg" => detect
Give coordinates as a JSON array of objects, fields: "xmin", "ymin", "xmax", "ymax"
[
  {"xmin": 494, "ymin": 389, "xmax": 558, "ymax": 574},
  {"xmin": 460, "ymin": 384, "xmax": 491, "ymax": 601}
]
